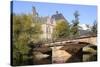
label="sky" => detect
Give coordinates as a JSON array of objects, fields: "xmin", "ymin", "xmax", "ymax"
[{"xmin": 11, "ymin": 1, "xmax": 97, "ymax": 25}]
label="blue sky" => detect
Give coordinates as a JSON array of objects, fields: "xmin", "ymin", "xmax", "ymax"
[{"xmin": 12, "ymin": 1, "xmax": 97, "ymax": 25}]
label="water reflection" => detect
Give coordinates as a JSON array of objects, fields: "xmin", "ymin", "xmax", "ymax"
[
  {"xmin": 83, "ymin": 45, "xmax": 97, "ymax": 61},
  {"xmin": 32, "ymin": 44, "xmax": 97, "ymax": 64},
  {"xmin": 32, "ymin": 50, "xmax": 52, "ymax": 65}
]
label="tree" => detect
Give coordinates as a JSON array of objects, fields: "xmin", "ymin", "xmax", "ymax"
[
  {"xmin": 91, "ymin": 20, "xmax": 97, "ymax": 36},
  {"xmin": 12, "ymin": 13, "xmax": 42, "ymax": 65},
  {"xmin": 29, "ymin": 22, "xmax": 43, "ymax": 43},
  {"xmin": 12, "ymin": 14, "xmax": 32, "ymax": 65},
  {"xmin": 71, "ymin": 11, "xmax": 80, "ymax": 37},
  {"xmin": 53, "ymin": 19, "xmax": 70, "ymax": 40}
]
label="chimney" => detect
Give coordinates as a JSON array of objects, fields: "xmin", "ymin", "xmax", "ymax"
[{"xmin": 56, "ymin": 11, "xmax": 59, "ymax": 15}]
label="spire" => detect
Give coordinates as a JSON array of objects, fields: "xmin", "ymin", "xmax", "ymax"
[{"xmin": 32, "ymin": 6, "xmax": 37, "ymax": 16}]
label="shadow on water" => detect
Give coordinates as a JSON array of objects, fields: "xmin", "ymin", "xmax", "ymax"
[
  {"xmin": 82, "ymin": 45, "xmax": 97, "ymax": 62},
  {"xmin": 12, "ymin": 42, "xmax": 97, "ymax": 66},
  {"xmin": 66, "ymin": 44, "xmax": 97, "ymax": 63},
  {"xmin": 58, "ymin": 42, "xmax": 97, "ymax": 63},
  {"xmin": 27, "ymin": 42, "xmax": 52, "ymax": 65},
  {"xmin": 32, "ymin": 50, "xmax": 52, "ymax": 65}
]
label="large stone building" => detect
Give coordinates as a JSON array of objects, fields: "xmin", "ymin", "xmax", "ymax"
[
  {"xmin": 32, "ymin": 7, "xmax": 67, "ymax": 40},
  {"xmin": 41, "ymin": 16, "xmax": 55, "ymax": 40}
]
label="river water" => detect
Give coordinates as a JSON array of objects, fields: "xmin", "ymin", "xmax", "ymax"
[{"xmin": 32, "ymin": 45, "xmax": 97, "ymax": 64}]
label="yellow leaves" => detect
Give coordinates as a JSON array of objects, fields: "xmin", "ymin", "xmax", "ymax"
[
  {"xmin": 13, "ymin": 14, "xmax": 42, "ymax": 51},
  {"xmin": 13, "ymin": 15, "xmax": 22, "ymax": 33},
  {"xmin": 53, "ymin": 19, "xmax": 70, "ymax": 38},
  {"xmin": 21, "ymin": 14, "xmax": 33, "ymax": 31}
]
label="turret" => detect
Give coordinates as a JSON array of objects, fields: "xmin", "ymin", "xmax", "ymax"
[{"xmin": 32, "ymin": 6, "xmax": 38, "ymax": 17}]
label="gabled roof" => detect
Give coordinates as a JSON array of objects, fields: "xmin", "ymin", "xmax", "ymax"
[{"xmin": 51, "ymin": 13, "xmax": 66, "ymax": 21}]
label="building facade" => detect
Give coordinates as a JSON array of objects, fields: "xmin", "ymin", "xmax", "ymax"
[{"xmin": 32, "ymin": 7, "xmax": 66, "ymax": 40}]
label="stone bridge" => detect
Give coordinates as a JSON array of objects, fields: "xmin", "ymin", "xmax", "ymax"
[
  {"xmin": 44, "ymin": 36, "xmax": 97, "ymax": 47},
  {"xmin": 72, "ymin": 36, "xmax": 97, "ymax": 45},
  {"xmin": 32, "ymin": 36, "xmax": 97, "ymax": 64}
]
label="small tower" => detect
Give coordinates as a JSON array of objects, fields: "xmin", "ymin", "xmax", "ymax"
[
  {"xmin": 56, "ymin": 11, "xmax": 59, "ymax": 14},
  {"xmin": 32, "ymin": 6, "xmax": 38, "ymax": 17}
]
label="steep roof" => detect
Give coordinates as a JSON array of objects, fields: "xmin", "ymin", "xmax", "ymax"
[{"xmin": 51, "ymin": 13, "xmax": 66, "ymax": 20}]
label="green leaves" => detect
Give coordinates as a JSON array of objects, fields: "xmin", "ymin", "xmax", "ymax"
[
  {"xmin": 91, "ymin": 20, "xmax": 97, "ymax": 36},
  {"xmin": 70, "ymin": 11, "xmax": 80, "ymax": 36},
  {"xmin": 53, "ymin": 19, "xmax": 70, "ymax": 39},
  {"xmin": 52, "ymin": 11, "xmax": 80, "ymax": 40},
  {"xmin": 12, "ymin": 13, "xmax": 42, "ymax": 65}
]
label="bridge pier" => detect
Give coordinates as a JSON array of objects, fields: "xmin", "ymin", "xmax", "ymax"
[{"xmin": 31, "ymin": 41, "xmax": 97, "ymax": 64}]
